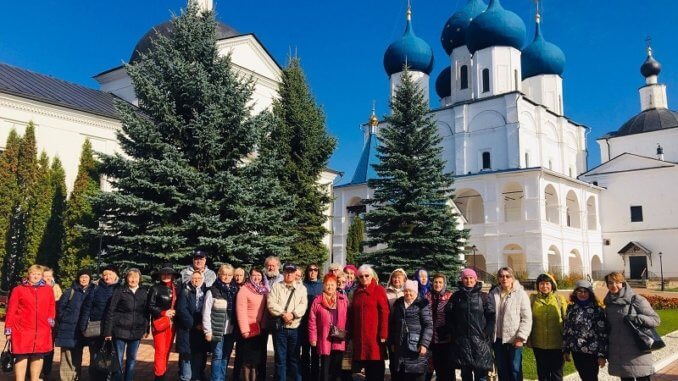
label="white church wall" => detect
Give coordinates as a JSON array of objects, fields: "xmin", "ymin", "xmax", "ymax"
[
  {"xmin": 598, "ymin": 127, "xmax": 678, "ymax": 163},
  {"xmin": 0, "ymin": 93, "xmax": 121, "ymax": 194},
  {"xmin": 473, "ymin": 47, "xmax": 522, "ymax": 100},
  {"xmin": 450, "ymin": 46, "xmax": 473, "ymax": 103},
  {"xmin": 94, "ymin": 67, "xmax": 137, "ymax": 105},
  {"xmin": 331, "ymin": 183, "xmax": 373, "ymax": 265},
  {"xmin": 521, "ymin": 74, "xmax": 563, "ymax": 115}
]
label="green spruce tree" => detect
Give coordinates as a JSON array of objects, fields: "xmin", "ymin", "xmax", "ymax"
[
  {"xmin": 22, "ymin": 151, "xmax": 53, "ymax": 271},
  {"xmin": 346, "ymin": 215, "xmax": 365, "ymax": 265},
  {"xmin": 60, "ymin": 140, "xmax": 99, "ymax": 284},
  {"xmin": 37, "ymin": 157, "xmax": 67, "ymax": 271},
  {"xmin": 2, "ymin": 123, "xmax": 39, "ymax": 288},
  {"xmin": 93, "ymin": 2, "xmax": 291, "ymax": 270},
  {"xmin": 267, "ymin": 57, "xmax": 336, "ymax": 266},
  {"xmin": 0, "ymin": 130, "xmax": 21, "ymax": 284},
  {"xmin": 364, "ymin": 69, "xmax": 467, "ymax": 278}
]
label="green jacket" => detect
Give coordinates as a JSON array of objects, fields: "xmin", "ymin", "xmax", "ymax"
[{"xmin": 529, "ymin": 293, "xmax": 568, "ymax": 349}]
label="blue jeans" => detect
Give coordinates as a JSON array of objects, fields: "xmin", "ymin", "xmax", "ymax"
[
  {"xmin": 113, "ymin": 339, "xmax": 141, "ymax": 381},
  {"xmin": 493, "ymin": 340, "xmax": 523, "ymax": 381},
  {"xmin": 180, "ymin": 351, "xmax": 207, "ymax": 381},
  {"xmin": 273, "ymin": 328, "xmax": 301, "ymax": 381},
  {"xmin": 211, "ymin": 334, "xmax": 236, "ymax": 381}
]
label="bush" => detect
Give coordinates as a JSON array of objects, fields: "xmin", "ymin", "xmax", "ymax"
[
  {"xmin": 549, "ymin": 272, "xmax": 584, "ymax": 289},
  {"xmin": 640, "ymin": 294, "xmax": 678, "ymax": 310}
]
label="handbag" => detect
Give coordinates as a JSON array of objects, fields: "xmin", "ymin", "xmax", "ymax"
[
  {"xmin": 93, "ymin": 340, "xmax": 121, "ymax": 374},
  {"xmin": 83, "ymin": 320, "xmax": 102, "ymax": 338},
  {"xmin": 248, "ymin": 322, "xmax": 261, "ymax": 337},
  {"xmin": 330, "ymin": 325, "xmax": 347, "ymax": 341},
  {"xmin": 266, "ymin": 288, "xmax": 295, "ymax": 332},
  {"xmin": 624, "ymin": 296, "xmax": 666, "ymax": 353},
  {"xmin": 1, "ymin": 341, "xmax": 13, "ymax": 373},
  {"xmin": 406, "ymin": 332, "xmax": 420, "ymax": 352},
  {"xmin": 152, "ymin": 316, "xmax": 171, "ymax": 332}
]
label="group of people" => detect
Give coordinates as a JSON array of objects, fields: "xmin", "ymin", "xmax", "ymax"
[{"xmin": 3, "ymin": 250, "xmax": 662, "ymax": 381}]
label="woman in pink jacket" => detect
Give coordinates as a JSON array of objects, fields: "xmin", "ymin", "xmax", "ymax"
[
  {"xmin": 235, "ymin": 267, "xmax": 269, "ymax": 381},
  {"xmin": 309, "ymin": 273, "xmax": 349, "ymax": 381}
]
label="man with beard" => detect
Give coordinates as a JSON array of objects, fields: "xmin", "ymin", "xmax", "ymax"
[{"xmin": 265, "ymin": 256, "xmax": 284, "ymax": 285}]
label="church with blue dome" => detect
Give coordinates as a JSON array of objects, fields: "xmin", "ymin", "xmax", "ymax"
[{"xmin": 333, "ymin": 0, "xmax": 678, "ymax": 281}]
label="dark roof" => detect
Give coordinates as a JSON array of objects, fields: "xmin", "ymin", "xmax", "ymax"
[
  {"xmin": 130, "ymin": 20, "xmax": 240, "ymax": 63},
  {"xmin": 0, "ymin": 63, "xmax": 120, "ymax": 119},
  {"xmin": 615, "ymin": 108, "xmax": 678, "ymax": 137}
]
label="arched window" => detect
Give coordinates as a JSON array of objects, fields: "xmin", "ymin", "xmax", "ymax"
[
  {"xmin": 460, "ymin": 65, "xmax": 469, "ymax": 90},
  {"xmin": 482, "ymin": 152, "xmax": 491, "ymax": 170},
  {"xmin": 482, "ymin": 69, "xmax": 490, "ymax": 93}
]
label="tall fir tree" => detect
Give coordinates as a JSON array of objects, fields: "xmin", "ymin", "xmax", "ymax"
[
  {"xmin": 59, "ymin": 140, "xmax": 99, "ymax": 284},
  {"xmin": 364, "ymin": 69, "xmax": 467, "ymax": 279},
  {"xmin": 92, "ymin": 2, "xmax": 291, "ymax": 270},
  {"xmin": 267, "ymin": 57, "xmax": 336, "ymax": 266},
  {"xmin": 0, "ymin": 130, "xmax": 21, "ymax": 284},
  {"xmin": 37, "ymin": 157, "xmax": 67, "ymax": 271},
  {"xmin": 22, "ymin": 151, "xmax": 54, "ymax": 272},
  {"xmin": 346, "ymin": 215, "xmax": 365, "ymax": 265},
  {"xmin": 2, "ymin": 123, "xmax": 38, "ymax": 288}
]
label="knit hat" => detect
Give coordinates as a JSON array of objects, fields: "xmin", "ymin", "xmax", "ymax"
[
  {"xmin": 574, "ymin": 279, "xmax": 593, "ymax": 293},
  {"xmin": 101, "ymin": 264, "xmax": 119, "ymax": 276},
  {"xmin": 404, "ymin": 279, "xmax": 419, "ymax": 294},
  {"xmin": 460, "ymin": 268, "xmax": 478, "ymax": 280},
  {"xmin": 536, "ymin": 273, "xmax": 558, "ymax": 291},
  {"xmin": 76, "ymin": 268, "xmax": 92, "ymax": 279},
  {"xmin": 343, "ymin": 264, "xmax": 358, "ymax": 274}
]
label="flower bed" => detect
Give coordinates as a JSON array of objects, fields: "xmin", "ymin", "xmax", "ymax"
[{"xmin": 640, "ymin": 294, "xmax": 678, "ymax": 310}]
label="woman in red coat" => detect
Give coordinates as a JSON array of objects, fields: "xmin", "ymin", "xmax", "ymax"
[
  {"xmin": 4, "ymin": 264, "xmax": 56, "ymax": 381},
  {"xmin": 349, "ymin": 265, "xmax": 389, "ymax": 381}
]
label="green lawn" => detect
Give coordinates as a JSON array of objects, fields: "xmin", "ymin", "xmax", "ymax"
[{"xmin": 520, "ymin": 309, "xmax": 678, "ymax": 380}]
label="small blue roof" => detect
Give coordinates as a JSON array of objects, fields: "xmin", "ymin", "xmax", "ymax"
[
  {"xmin": 440, "ymin": 0, "xmax": 487, "ymax": 55},
  {"xmin": 384, "ymin": 10, "xmax": 434, "ymax": 76},
  {"xmin": 435, "ymin": 66, "xmax": 452, "ymax": 99},
  {"xmin": 521, "ymin": 20, "xmax": 565, "ymax": 79},
  {"xmin": 466, "ymin": 0, "xmax": 526, "ymax": 54},
  {"xmin": 346, "ymin": 131, "xmax": 380, "ymax": 186}
]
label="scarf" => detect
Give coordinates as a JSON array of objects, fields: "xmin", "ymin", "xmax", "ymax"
[
  {"xmin": 22, "ymin": 278, "xmax": 46, "ymax": 287},
  {"xmin": 246, "ymin": 277, "xmax": 270, "ymax": 295},
  {"xmin": 322, "ymin": 291, "xmax": 337, "ymax": 309},
  {"xmin": 214, "ymin": 278, "xmax": 237, "ymax": 316}
]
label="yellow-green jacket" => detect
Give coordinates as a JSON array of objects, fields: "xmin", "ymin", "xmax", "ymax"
[{"xmin": 529, "ymin": 292, "xmax": 568, "ymax": 349}]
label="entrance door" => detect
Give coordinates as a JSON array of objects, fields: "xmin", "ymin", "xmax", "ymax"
[{"xmin": 629, "ymin": 256, "xmax": 647, "ymax": 279}]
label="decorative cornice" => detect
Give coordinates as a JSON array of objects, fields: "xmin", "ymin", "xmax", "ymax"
[{"xmin": 0, "ymin": 93, "xmax": 121, "ymax": 131}]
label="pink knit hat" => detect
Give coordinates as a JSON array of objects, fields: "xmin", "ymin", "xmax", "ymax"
[
  {"xmin": 404, "ymin": 279, "xmax": 419, "ymax": 294},
  {"xmin": 460, "ymin": 268, "xmax": 478, "ymax": 280},
  {"xmin": 343, "ymin": 264, "xmax": 358, "ymax": 274}
]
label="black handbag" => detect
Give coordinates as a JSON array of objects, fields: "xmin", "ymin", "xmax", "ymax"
[
  {"xmin": 1, "ymin": 341, "xmax": 13, "ymax": 373},
  {"xmin": 83, "ymin": 320, "xmax": 102, "ymax": 338},
  {"xmin": 406, "ymin": 332, "xmax": 420, "ymax": 352},
  {"xmin": 93, "ymin": 340, "xmax": 121, "ymax": 374},
  {"xmin": 624, "ymin": 296, "xmax": 666, "ymax": 353}
]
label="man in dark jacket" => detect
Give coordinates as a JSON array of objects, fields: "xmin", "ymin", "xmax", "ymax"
[
  {"xmin": 446, "ymin": 268, "xmax": 495, "ymax": 381},
  {"xmin": 176, "ymin": 271, "xmax": 208, "ymax": 381},
  {"xmin": 56, "ymin": 268, "xmax": 93, "ymax": 381}
]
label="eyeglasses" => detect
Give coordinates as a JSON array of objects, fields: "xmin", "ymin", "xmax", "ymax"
[
  {"xmin": 359, "ymin": 274, "xmax": 371, "ymax": 278},
  {"xmin": 575, "ymin": 289, "xmax": 589, "ymax": 293},
  {"xmin": 498, "ymin": 274, "xmax": 513, "ymax": 279},
  {"xmin": 308, "ymin": 268, "xmax": 319, "ymax": 272}
]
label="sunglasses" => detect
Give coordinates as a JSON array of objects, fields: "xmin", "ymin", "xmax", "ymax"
[
  {"xmin": 498, "ymin": 274, "xmax": 513, "ymax": 278},
  {"xmin": 359, "ymin": 274, "xmax": 371, "ymax": 278},
  {"xmin": 308, "ymin": 268, "xmax": 319, "ymax": 272}
]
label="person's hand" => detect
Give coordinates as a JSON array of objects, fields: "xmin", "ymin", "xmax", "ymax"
[
  {"xmin": 598, "ymin": 358, "xmax": 606, "ymax": 368},
  {"xmin": 243, "ymin": 332, "xmax": 250, "ymax": 339},
  {"xmin": 514, "ymin": 339, "xmax": 524, "ymax": 348},
  {"xmin": 380, "ymin": 338, "xmax": 386, "ymax": 343},
  {"xmin": 206, "ymin": 333, "xmax": 213, "ymax": 342},
  {"xmin": 419, "ymin": 346, "xmax": 427, "ymax": 356},
  {"xmin": 143, "ymin": 333, "xmax": 149, "ymax": 339},
  {"xmin": 564, "ymin": 352, "xmax": 571, "ymax": 362},
  {"xmin": 166, "ymin": 309, "xmax": 176, "ymax": 318},
  {"xmin": 104, "ymin": 336, "xmax": 112, "ymax": 341},
  {"xmin": 5, "ymin": 334, "xmax": 10, "ymax": 341},
  {"xmin": 310, "ymin": 341, "xmax": 317, "ymax": 347}
]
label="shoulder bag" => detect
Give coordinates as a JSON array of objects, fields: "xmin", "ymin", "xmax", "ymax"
[
  {"xmin": 83, "ymin": 320, "xmax": 102, "ymax": 338},
  {"xmin": 1, "ymin": 340, "xmax": 13, "ymax": 373},
  {"xmin": 266, "ymin": 288, "xmax": 295, "ymax": 332},
  {"xmin": 624, "ymin": 295, "xmax": 665, "ymax": 353},
  {"xmin": 329, "ymin": 305, "xmax": 346, "ymax": 341},
  {"xmin": 93, "ymin": 339, "xmax": 121, "ymax": 374}
]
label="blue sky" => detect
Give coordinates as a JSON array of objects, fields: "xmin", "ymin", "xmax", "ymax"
[{"xmin": 1, "ymin": 0, "xmax": 676, "ymax": 180}]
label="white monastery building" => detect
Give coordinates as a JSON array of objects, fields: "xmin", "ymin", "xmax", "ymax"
[{"xmin": 332, "ymin": 0, "xmax": 678, "ymax": 281}]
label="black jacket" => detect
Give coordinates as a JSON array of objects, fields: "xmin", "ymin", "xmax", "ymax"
[
  {"xmin": 55, "ymin": 281, "xmax": 93, "ymax": 348},
  {"xmin": 388, "ymin": 297, "xmax": 433, "ymax": 374},
  {"xmin": 78, "ymin": 280, "xmax": 119, "ymax": 334},
  {"xmin": 148, "ymin": 282, "xmax": 176, "ymax": 319},
  {"xmin": 445, "ymin": 283, "xmax": 495, "ymax": 371},
  {"xmin": 103, "ymin": 286, "xmax": 150, "ymax": 340}
]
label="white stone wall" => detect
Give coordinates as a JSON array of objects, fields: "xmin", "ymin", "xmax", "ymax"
[
  {"xmin": 472, "ymin": 46, "xmax": 522, "ymax": 99},
  {"xmin": 598, "ymin": 127, "xmax": 678, "ymax": 163}
]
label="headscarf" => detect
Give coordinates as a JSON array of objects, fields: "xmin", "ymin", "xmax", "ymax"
[
  {"xmin": 404, "ymin": 279, "xmax": 419, "ymax": 295},
  {"xmin": 414, "ymin": 268, "xmax": 431, "ymax": 297},
  {"xmin": 246, "ymin": 273, "xmax": 270, "ymax": 295}
]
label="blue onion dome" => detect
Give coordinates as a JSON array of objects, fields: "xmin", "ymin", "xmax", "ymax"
[
  {"xmin": 441, "ymin": 0, "xmax": 487, "ymax": 55},
  {"xmin": 641, "ymin": 47, "xmax": 662, "ymax": 78},
  {"xmin": 435, "ymin": 66, "xmax": 452, "ymax": 99},
  {"xmin": 384, "ymin": 8, "xmax": 434, "ymax": 76},
  {"xmin": 466, "ymin": 0, "xmax": 526, "ymax": 55},
  {"xmin": 521, "ymin": 16, "xmax": 565, "ymax": 79}
]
